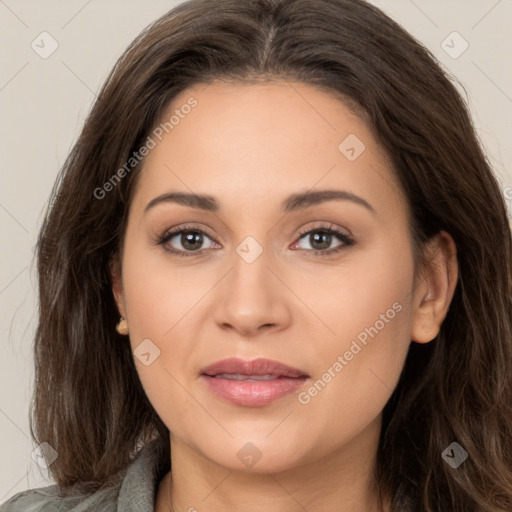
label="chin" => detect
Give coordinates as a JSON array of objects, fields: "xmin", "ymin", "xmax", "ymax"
[{"xmin": 198, "ymin": 434, "xmax": 311, "ymax": 474}]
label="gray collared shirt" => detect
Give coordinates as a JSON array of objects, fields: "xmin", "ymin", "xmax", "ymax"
[{"xmin": 0, "ymin": 438, "xmax": 169, "ymax": 512}]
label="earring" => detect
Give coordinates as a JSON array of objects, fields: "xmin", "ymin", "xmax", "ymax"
[{"xmin": 116, "ymin": 316, "xmax": 129, "ymax": 335}]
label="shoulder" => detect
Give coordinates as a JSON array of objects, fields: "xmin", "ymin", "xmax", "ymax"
[
  {"xmin": 0, "ymin": 437, "xmax": 169, "ymax": 512},
  {"xmin": 0, "ymin": 482, "xmax": 119, "ymax": 512},
  {"xmin": 0, "ymin": 487, "xmax": 48, "ymax": 511}
]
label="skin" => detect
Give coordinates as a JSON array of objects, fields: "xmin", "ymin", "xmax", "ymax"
[{"xmin": 111, "ymin": 80, "xmax": 458, "ymax": 512}]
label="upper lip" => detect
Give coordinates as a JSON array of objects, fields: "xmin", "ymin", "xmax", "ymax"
[{"xmin": 201, "ymin": 358, "xmax": 309, "ymax": 378}]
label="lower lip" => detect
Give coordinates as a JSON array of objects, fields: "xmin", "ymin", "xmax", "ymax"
[{"xmin": 200, "ymin": 375, "xmax": 309, "ymax": 406}]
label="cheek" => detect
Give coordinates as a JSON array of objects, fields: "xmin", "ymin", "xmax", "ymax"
[
  {"xmin": 305, "ymin": 234, "xmax": 414, "ymax": 350},
  {"xmin": 293, "ymin": 303, "xmax": 411, "ymax": 463},
  {"xmin": 120, "ymin": 240, "xmax": 214, "ymax": 434},
  {"xmin": 298, "ymin": 240, "xmax": 414, "ymax": 421},
  {"xmin": 121, "ymin": 239, "xmax": 210, "ymax": 340}
]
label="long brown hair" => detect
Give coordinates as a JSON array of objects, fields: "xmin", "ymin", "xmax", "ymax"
[{"xmin": 31, "ymin": 0, "xmax": 512, "ymax": 510}]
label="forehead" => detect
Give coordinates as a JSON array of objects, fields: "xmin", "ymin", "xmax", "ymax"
[{"xmin": 131, "ymin": 80, "xmax": 406, "ymax": 222}]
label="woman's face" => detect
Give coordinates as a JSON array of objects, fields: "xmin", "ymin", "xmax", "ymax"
[{"xmin": 112, "ymin": 80, "xmax": 428, "ymax": 473}]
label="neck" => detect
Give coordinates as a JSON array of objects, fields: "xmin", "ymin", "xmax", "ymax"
[{"xmin": 156, "ymin": 416, "xmax": 390, "ymax": 512}]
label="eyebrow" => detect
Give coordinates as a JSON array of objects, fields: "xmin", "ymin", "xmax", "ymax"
[{"xmin": 144, "ymin": 189, "xmax": 376, "ymax": 215}]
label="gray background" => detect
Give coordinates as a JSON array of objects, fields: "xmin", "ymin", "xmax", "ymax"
[{"xmin": 1, "ymin": 0, "xmax": 511, "ymax": 501}]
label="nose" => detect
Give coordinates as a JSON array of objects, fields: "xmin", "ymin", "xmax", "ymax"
[{"xmin": 213, "ymin": 248, "xmax": 291, "ymax": 338}]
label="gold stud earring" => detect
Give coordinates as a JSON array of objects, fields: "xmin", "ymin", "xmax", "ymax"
[{"xmin": 116, "ymin": 316, "xmax": 129, "ymax": 335}]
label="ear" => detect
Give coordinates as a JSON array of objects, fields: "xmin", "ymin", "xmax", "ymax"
[
  {"xmin": 411, "ymin": 230, "xmax": 458, "ymax": 343},
  {"xmin": 109, "ymin": 255, "xmax": 126, "ymax": 318}
]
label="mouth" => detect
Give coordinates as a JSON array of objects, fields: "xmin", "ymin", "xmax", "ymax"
[
  {"xmin": 200, "ymin": 358, "xmax": 310, "ymax": 407},
  {"xmin": 208, "ymin": 373, "xmax": 298, "ymax": 381}
]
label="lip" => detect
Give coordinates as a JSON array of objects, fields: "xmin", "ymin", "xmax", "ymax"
[{"xmin": 200, "ymin": 357, "xmax": 310, "ymax": 407}]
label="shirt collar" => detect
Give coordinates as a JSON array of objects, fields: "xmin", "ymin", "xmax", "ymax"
[{"xmin": 117, "ymin": 436, "xmax": 169, "ymax": 512}]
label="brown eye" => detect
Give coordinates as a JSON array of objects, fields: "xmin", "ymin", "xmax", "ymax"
[
  {"xmin": 158, "ymin": 225, "xmax": 218, "ymax": 257},
  {"xmin": 299, "ymin": 230, "xmax": 339, "ymax": 251},
  {"xmin": 293, "ymin": 225, "xmax": 355, "ymax": 256},
  {"xmin": 175, "ymin": 230, "xmax": 205, "ymax": 251}
]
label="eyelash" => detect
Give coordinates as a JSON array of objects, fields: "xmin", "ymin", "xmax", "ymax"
[{"xmin": 156, "ymin": 223, "xmax": 355, "ymax": 258}]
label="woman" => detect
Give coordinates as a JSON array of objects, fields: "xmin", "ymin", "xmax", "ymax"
[{"xmin": 1, "ymin": 0, "xmax": 511, "ymax": 510}]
